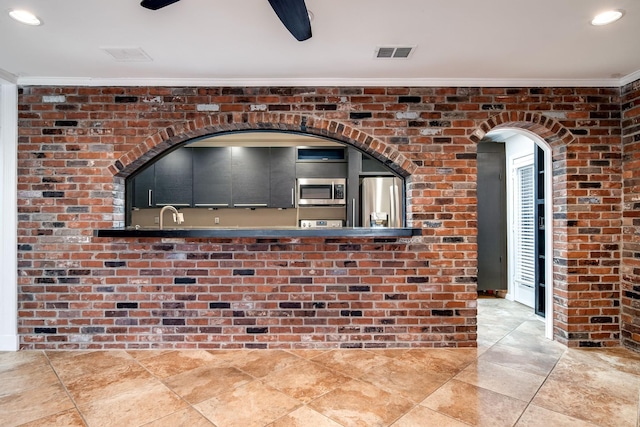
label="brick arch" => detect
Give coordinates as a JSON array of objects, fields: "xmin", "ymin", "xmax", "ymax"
[
  {"xmin": 109, "ymin": 112, "xmax": 417, "ymax": 178},
  {"xmin": 470, "ymin": 110, "xmax": 577, "ymax": 149}
]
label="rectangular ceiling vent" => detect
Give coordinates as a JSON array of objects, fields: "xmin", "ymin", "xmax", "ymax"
[
  {"xmin": 375, "ymin": 46, "xmax": 415, "ymax": 59},
  {"xmin": 101, "ymin": 47, "xmax": 153, "ymax": 62}
]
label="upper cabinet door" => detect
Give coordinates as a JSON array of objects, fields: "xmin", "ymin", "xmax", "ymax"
[
  {"xmin": 269, "ymin": 147, "xmax": 296, "ymax": 208},
  {"xmin": 192, "ymin": 147, "xmax": 232, "ymax": 208},
  {"xmin": 154, "ymin": 148, "xmax": 193, "ymax": 206},
  {"xmin": 132, "ymin": 164, "xmax": 155, "ymax": 208},
  {"xmin": 231, "ymin": 147, "xmax": 270, "ymax": 206}
]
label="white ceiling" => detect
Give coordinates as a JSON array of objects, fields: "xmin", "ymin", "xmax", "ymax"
[{"xmin": 1, "ymin": 0, "xmax": 639, "ymax": 87}]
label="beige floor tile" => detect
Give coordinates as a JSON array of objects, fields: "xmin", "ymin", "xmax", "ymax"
[
  {"xmin": 454, "ymin": 359, "xmax": 546, "ymax": 401},
  {"xmin": 47, "ymin": 350, "xmax": 137, "ymax": 381},
  {"xmin": 308, "ymin": 379, "xmax": 414, "ymax": 427},
  {"xmin": 47, "ymin": 349, "xmax": 161, "ymax": 407},
  {"xmin": 0, "ymin": 361, "xmax": 60, "ymax": 397},
  {"xmin": 286, "ymin": 349, "xmax": 332, "ymax": 359},
  {"xmin": 195, "ymin": 380, "xmax": 301, "ymax": 427},
  {"xmin": 261, "ymin": 359, "xmax": 351, "ymax": 403},
  {"xmin": 478, "ymin": 323, "xmax": 516, "ymax": 343},
  {"xmin": 476, "ymin": 340, "xmax": 494, "ymax": 354},
  {"xmin": 364, "ymin": 348, "xmax": 411, "ymax": 359},
  {"xmin": 357, "ymin": 357, "xmax": 451, "ymax": 403},
  {"xmin": 137, "ymin": 350, "xmax": 220, "ymax": 378},
  {"xmin": 400, "ymin": 348, "xmax": 479, "ymax": 377},
  {"xmin": 311, "ymin": 349, "xmax": 390, "ymax": 378},
  {"xmin": 78, "ymin": 381, "xmax": 188, "ymax": 427},
  {"xmin": 18, "ymin": 408, "xmax": 86, "ymax": 427},
  {"xmin": 63, "ymin": 360, "xmax": 158, "ymax": 406},
  {"xmin": 515, "ymin": 404, "xmax": 600, "ymax": 427},
  {"xmin": 45, "ymin": 349, "xmax": 94, "ymax": 362},
  {"xmin": 141, "ymin": 407, "xmax": 215, "ymax": 427},
  {"xmin": 230, "ymin": 349, "xmax": 303, "ymax": 378},
  {"xmin": 479, "ymin": 343, "xmax": 562, "ymax": 376},
  {"xmin": 164, "ymin": 364, "xmax": 253, "ymax": 403},
  {"xmin": 532, "ymin": 374, "xmax": 639, "ymax": 427},
  {"xmin": 548, "ymin": 352, "xmax": 640, "ymax": 401},
  {"xmin": 421, "ymin": 379, "xmax": 528, "ymax": 427},
  {"xmin": 268, "ymin": 406, "xmax": 343, "ymax": 427},
  {"xmin": 561, "ymin": 347, "xmax": 640, "ymax": 377},
  {"xmin": 0, "ymin": 382, "xmax": 75, "ymax": 427},
  {"xmin": 499, "ymin": 322, "xmax": 566, "ymax": 357},
  {"xmin": 127, "ymin": 349, "xmax": 176, "ymax": 360},
  {"xmin": 0, "ymin": 351, "xmax": 48, "ymax": 372},
  {"xmin": 391, "ymin": 405, "xmax": 470, "ymax": 427},
  {"xmin": 207, "ymin": 349, "xmax": 256, "ymax": 364}
]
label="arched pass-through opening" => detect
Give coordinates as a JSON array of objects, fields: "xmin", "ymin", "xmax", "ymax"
[
  {"xmin": 109, "ymin": 115, "xmax": 418, "ymax": 229},
  {"xmin": 121, "ymin": 130, "xmax": 411, "ymax": 230},
  {"xmin": 482, "ymin": 127, "xmax": 555, "ymax": 340}
]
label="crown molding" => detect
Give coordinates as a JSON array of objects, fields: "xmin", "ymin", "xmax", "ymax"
[
  {"xmin": 16, "ymin": 75, "xmax": 626, "ymax": 88},
  {"xmin": 621, "ymin": 69, "xmax": 640, "ymax": 86}
]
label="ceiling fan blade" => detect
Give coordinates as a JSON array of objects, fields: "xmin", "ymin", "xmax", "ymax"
[
  {"xmin": 140, "ymin": 0, "xmax": 180, "ymax": 10},
  {"xmin": 267, "ymin": 0, "xmax": 312, "ymax": 41}
]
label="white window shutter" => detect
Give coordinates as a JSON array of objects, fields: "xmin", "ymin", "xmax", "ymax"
[{"xmin": 514, "ymin": 164, "xmax": 535, "ymax": 287}]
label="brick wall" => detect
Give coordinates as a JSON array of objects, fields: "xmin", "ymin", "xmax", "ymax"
[
  {"xmin": 622, "ymin": 79, "xmax": 640, "ymax": 351},
  {"xmin": 16, "ymin": 85, "xmax": 624, "ymax": 350}
]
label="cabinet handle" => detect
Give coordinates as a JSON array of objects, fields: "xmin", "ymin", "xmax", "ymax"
[
  {"xmin": 234, "ymin": 203, "xmax": 268, "ymax": 207},
  {"xmin": 352, "ymin": 198, "xmax": 356, "ymax": 227},
  {"xmin": 156, "ymin": 203, "xmax": 191, "ymax": 207},
  {"xmin": 148, "ymin": 190, "xmax": 152, "ymax": 207},
  {"xmin": 195, "ymin": 204, "xmax": 229, "ymax": 207},
  {"xmin": 291, "ymin": 188, "xmax": 295, "ymax": 206}
]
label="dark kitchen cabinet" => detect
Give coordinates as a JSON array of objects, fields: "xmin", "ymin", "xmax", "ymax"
[
  {"xmin": 132, "ymin": 164, "xmax": 155, "ymax": 208},
  {"xmin": 269, "ymin": 147, "xmax": 296, "ymax": 208},
  {"xmin": 154, "ymin": 149, "xmax": 193, "ymax": 207},
  {"xmin": 231, "ymin": 147, "xmax": 270, "ymax": 207},
  {"xmin": 192, "ymin": 147, "xmax": 232, "ymax": 208},
  {"xmin": 295, "ymin": 162, "xmax": 348, "ymax": 178}
]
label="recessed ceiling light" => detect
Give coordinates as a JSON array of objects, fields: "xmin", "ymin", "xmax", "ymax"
[
  {"xmin": 8, "ymin": 9, "xmax": 42, "ymax": 26},
  {"xmin": 591, "ymin": 10, "xmax": 624, "ymax": 26}
]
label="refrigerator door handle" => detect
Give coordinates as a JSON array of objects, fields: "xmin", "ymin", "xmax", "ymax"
[{"xmin": 389, "ymin": 185, "xmax": 396, "ymax": 227}]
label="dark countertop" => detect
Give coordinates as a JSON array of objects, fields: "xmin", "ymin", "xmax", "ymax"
[{"xmin": 93, "ymin": 227, "xmax": 422, "ymax": 239}]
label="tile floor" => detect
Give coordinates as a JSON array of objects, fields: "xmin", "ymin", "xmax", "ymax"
[{"xmin": 2, "ymin": 297, "xmax": 640, "ymax": 427}]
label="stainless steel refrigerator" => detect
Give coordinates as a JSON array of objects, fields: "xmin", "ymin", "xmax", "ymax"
[{"xmin": 361, "ymin": 177, "xmax": 403, "ymax": 227}]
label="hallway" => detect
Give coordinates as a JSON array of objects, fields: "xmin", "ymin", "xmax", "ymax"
[{"xmin": 1, "ymin": 298, "xmax": 639, "ymax": 426}]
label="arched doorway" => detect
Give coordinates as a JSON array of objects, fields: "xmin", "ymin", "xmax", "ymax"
[{"xmin": 478, "ymin": 128, "xmax": 554, "ymax": 340}]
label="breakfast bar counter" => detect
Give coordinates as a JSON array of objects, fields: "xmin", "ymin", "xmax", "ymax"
[{"xmin": 93, "ymin": 227, "xmax": 422, "ymax": 239}]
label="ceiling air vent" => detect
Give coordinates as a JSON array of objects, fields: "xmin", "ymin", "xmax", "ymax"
[
  {"xmin": 375, "ymin": 46, "xmax": 415, "ymax": 59},
  {"xmin": 101, "ymin": 47, "xmax": 153, "ymax": 62}
]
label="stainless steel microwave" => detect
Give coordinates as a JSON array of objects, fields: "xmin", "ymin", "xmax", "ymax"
[{"xmin": 296, "ymin": 178, "xmax": 346, "ymax": 206}]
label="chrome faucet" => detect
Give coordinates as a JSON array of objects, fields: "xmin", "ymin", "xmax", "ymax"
[{"xmin": 159, "ymin": 205, "xmax": 184, "ymax": 230}]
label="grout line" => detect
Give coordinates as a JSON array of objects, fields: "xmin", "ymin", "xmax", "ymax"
[{"xmin": 42, "ymin": 350, "xmax": 91, "ymax": 427}]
